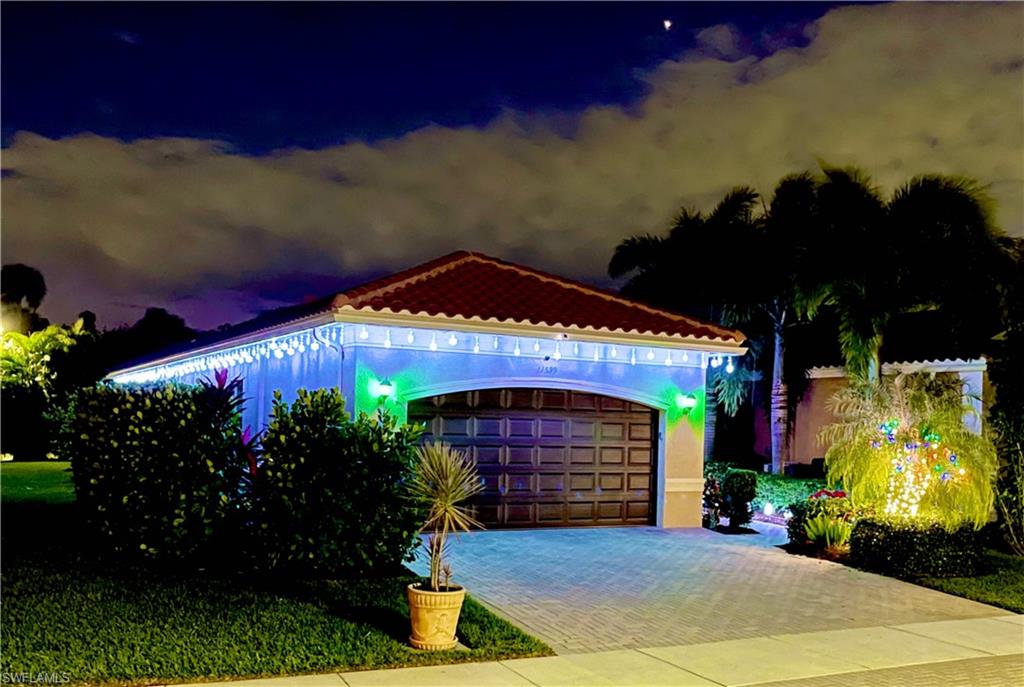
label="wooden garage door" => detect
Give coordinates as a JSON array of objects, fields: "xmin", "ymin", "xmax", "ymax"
[{"xmin": 408, "ymin": 388, "xmax": 656, "ymax": 528}]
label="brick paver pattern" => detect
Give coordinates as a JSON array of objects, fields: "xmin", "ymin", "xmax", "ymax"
[{"xmin": 417, "ymin": 525, "xmax": 1008, "ymax": 654}]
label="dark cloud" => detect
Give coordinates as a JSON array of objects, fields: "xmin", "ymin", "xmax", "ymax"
[{"xmin": 3, "ymin": 3, "xmax": 1022, "ymax": 329}]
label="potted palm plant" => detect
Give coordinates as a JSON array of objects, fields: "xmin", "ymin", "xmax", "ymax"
[{"xmin": 406, "ymin": 442, "xmax": 483, "ymax": 650}]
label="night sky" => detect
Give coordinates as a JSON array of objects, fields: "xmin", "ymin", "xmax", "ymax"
[{"xmin": 3, "ymin": 2, "xmax": 1022, "ymax": 329}]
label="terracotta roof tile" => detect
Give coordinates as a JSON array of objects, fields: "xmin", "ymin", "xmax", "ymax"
[{"xmin": 332, "ymin": 251, "xmax": 744, "ymax": 344}]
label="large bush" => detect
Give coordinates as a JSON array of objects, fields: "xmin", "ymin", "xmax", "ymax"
[
  {"xmin": 820, "ymin": 373, "xmax": 997, "ymax": 529},
  {"xmin": 721, "ymin": 468, "xmax": 758, "ymax": 528},
  {"xmin": 67, "ymin": 377, "xmax": 246, "ymax": 563},
  {"xmin": 254, "ymin": 389, "xmax": 425, "ymax": 578},
  {"xmin": 850, "ymin": 516, "xmax": 983, "ymax": 578}
]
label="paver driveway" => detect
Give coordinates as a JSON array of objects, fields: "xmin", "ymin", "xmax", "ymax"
[{"xmin": 416, "ymin": 525, "xmax": 1009, "ymax": 654}]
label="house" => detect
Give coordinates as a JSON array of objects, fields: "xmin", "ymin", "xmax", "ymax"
[{"xmin": 110, "ymin": 252, "xmax": 746, "ymax": 529}]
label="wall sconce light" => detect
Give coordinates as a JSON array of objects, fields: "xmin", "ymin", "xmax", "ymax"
[
  {"xmin": 675, "ymin": 392, "xmax": 698, "ymax": 412},
  {"xmin": 369, "ymin": 377, "xmax": 396, "ymax": 402}
]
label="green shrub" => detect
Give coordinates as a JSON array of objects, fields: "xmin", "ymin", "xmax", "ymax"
[
  {"xmin": 753, "ymin": 474, "xmax": 826, "ymax": 512},
  {"xmin": 254, "ymin": 389, "xmax": 425, "ymax": 578},
  {"xmin": 804, "ymin": 514, "xmax": 852, "ymax": 551},
  {"xmin": 785, "ymin": 490, "xmax": 859, "ymax": 546},
  {"xmin": 703, "ymin": 461, "xmax": 732, "ymax": 483},
  {"xmin": 721, "ymin": 469, "xmax": 757, "ymax": 528},
  {"xmin": 67, "ymin": 378, "xmax": 246, "ymax": 563},
  {"xmin": 850, "ymin": 516, "xmax": 984, "ymax": 578}
]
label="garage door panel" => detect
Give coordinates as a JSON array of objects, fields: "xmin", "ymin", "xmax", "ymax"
[
  {"xmin": 569, "ymin": 473, "xmax": 595, "ymax": 491},
  {"xmin": 539, "ymin": 419, "xmax": 566, "ymax": 438},
  {"xmin": 507, "ymin": 389, "xmax": 536, "ymax": 409},
  {"xmin": 539, "ymin": 390, "xmax": 569, "ymax": 409},
  {"xmin": 597, "ymin": 502, "xmax": 625, "ymax": 521},
  {"xmin": 568, "ymin": 502, "xmax": 595, "ymax": 521},
  {"xmin": 600, "ymin": 422, "xmax": 626, "ymax": 440},
  {"xmin": 440, "ymin": 417, "xmax": 470, "ymax": 436},
  {"xmin": 537, "ymin": 502, "xmax": 565, "ymax": 522},
  {"xmin": 538, "ymin": 446, "xmax": 565, "ymax": 464},
  {"xmin": 538, "ymin": 473, "xmax": 565, "ymax": 495},
  {"xmin": 599, "ymin": 474, "xmax": 625, "ymax": 491},
  {"xmin": 627, "ymin": 501, "xmax": 651, "ymax": 519},
  {"xmin": 508, "ymin": 418, "xmax": 534, "ymax": 438},
  {"xmin": 475, "ymin": 388, "xmax": 505, "ymax": 408},
  {"xmin": 629, "ymin": 422, "xmax": 652, "ymax": 441},
  {"xmin": 505, "ymin": 503, "xmax": 535, "ymax": 524},
  {"xmin": 507, "ymin": 446, "xmax": 534, "ymax": 465},
  {"xmin": 627, "ymin": 473, "xmax": 652, "ymax": 491},
  {"xmin": 408, "ymin": 388, "xmax": 655, "ymax": 528},
  {"xmin": 570, "ymin": 394, "xmax": 599, "ymax": 411},
  {"xmin": 570, "ymin": 447, "xmax": 596, "ymax": 465},
  {"xmin": 600, "ymin": 397, "xmax": 628, "ymax": 412},
  {"xmin": 475, "ymin": 446, "xmax": 504, "ymax": 465},
  {"xmin": 628, "ymin": 447, "xmax": 652, "ymax": 465},
  {"xmin": 505, "ymin": 473, "xmax": 534, "ymax": 494},
  {"xmin": 475, "ymin": 417, "xmax": 504, "ymax": 437},
  {"xmin": 570, "ymin": 419, "xmax": 595, "ymax": 439},
  {"xmin": 599, "ymin": 447, "xmax": 625, "ymax": 465}
]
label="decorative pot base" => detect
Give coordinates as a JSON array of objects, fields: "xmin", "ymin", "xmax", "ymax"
[{"xmin": 407, "ymin": 583, "xmax": 466, "ymax": 651}]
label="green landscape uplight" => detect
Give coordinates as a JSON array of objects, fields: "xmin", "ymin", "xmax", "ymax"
[{"xmin": 675, "ymin": 392, "xmax": 698, "ymax": 412}]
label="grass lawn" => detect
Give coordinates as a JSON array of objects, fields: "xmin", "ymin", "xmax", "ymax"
[
  {"xmin": 920, "ymin": 550, "xmax": 1024, "ymax": 614},
  {"xmin": 0, "ymin": 462, "xmax": 551, "ymax": 686},
  {"xmin": 0, "ymin": 460, "xmax": 76, "ymax": 504}
]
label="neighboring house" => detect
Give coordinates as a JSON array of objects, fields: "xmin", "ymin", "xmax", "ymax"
[
  {"xmin": 754, "ymin": 358, "xmax": 987, "ymax": 474},
  {"xmin": 109, "ymin": 251, "xmax": 746, "ymax": 529}
]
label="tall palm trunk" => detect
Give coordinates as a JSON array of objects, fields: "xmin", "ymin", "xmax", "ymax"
[{"xmin": 769, "ymin": 325, "xmax": 788, "ymax": 474}]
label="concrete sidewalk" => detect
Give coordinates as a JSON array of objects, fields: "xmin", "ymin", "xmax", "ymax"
[{"xmin": 179, "ymin": 614, "xmax": 1024, "ymax": 687}]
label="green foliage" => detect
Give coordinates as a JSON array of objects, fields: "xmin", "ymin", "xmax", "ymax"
[
  {"xmin": 820, "ymin": 373, "xmax": 997, "ymax": 529},
  {"xmin": 850, "ymin": 516, "xmax": 984, "ymax": 578},
  {"xmin": 255, "ymin": 389, "xmax": 425, "ymax": 578},
  {"xmin": 786, "ymin": 492, "xmax": 860, "ymax": 546},
  {"xmin": 995, "ymin": 439, "xmax": 1024, "ymax": 556},
  {"xmin": 408, "ymin": 442, "xmax": 483, "ymax": 591},
  {"xmin": 721, "ymin": 468, "xmax": 758, "ymax": 528},
  {"xmin": 1, "ymin": 320, "xmax": 90, "ymax": 459},
  {"xmin": 752, "ymin": 473, "xmax": 826, "ymax": 511},
  {"xmin": 0, "ymin": 322, "xmax": 82, "ymax": 397},
  {"xmin": 804, "ymin": 514, "xmax": 852, "ymax": 551},
  {"xmin": 0, "ymin": 461, "xmax": 74, "ymax": 505},
  {"xmin": 66, "ymin": 379, "xmax": 246, "ymax": 564},
  {"xmin": 919, "ymin": 551, "xmax": 1024, "ymax": 614},
  {"xmin": 0, "ymin": 556, "xmax": 551, "ymax": 686}
]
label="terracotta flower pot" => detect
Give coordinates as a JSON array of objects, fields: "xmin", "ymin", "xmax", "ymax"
[{"xmin": 407, "ymin": 582, "xmax": 466, "ymax": 650}]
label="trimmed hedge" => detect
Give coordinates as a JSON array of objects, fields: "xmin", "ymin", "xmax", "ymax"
[
  {"xmin": 722, "ymin": 468, "xmax": 758, "ymax": 528},
  {"xmin": 753, "ymin": 474, "xmax": 826, "ymax": 512},
  {"xmin": 67, "ymin": 379, "xmax": 246, "ymax": 564},
  {"xmin": 254, "ymin": 389, "xmax": 425, "ymax": 578},
  {"xmin": 850, "ymin": 517, "xmax": 984, "ymax": 578}
]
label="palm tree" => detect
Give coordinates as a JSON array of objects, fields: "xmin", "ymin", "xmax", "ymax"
[
  {"xmin": 820, "ymin": 169, "xmax": 1011, "ymax": 380},
  {"xmin": 1, "ymin": 264, "xmax": 48, "ymax": 334},
  {"xmin": 610, "ymin": 181, "xmax": 825, "ymax": 472}
]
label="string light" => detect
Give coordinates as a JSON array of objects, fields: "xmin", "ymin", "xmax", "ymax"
[{"xmin": 110, "ymin": 321, "xmax": 713, "ymax": 384}]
